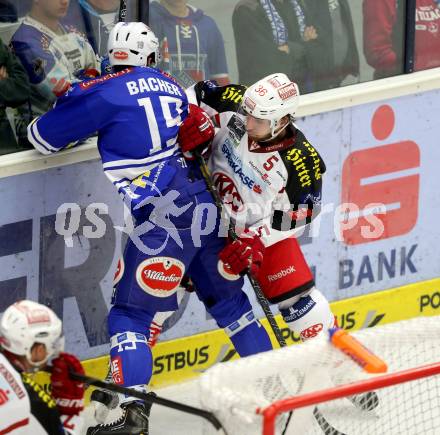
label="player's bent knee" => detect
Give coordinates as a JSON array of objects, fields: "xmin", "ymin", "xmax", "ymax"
[{"xmin": 278, "ymin": 287, "xmax": 335, "ymax": 341}]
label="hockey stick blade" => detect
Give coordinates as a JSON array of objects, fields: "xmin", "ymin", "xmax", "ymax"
[{"xmin": 46, "ymin": 368, "xmax": 227, "ymax": 434}]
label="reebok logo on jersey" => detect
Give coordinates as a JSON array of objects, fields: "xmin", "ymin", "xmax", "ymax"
[{"xmin": 267, "ymin": 265, "xmax": 296, "ymax": 282}]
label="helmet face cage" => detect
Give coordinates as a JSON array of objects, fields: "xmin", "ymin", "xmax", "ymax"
[
  {"xmin": 0, "ymin": 300, "xmax": 64, "ymax": 367},
  {"xmin": 241, "ymin": 73, "xmax": 300, "ymax": 139},
  {"xmin": 108, "ymin": 22, "xmax": 161, "ymax": 67}
]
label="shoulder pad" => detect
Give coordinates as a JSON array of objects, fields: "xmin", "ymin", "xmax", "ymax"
[{"xmin": 194, "ymin": 81, "xmax": 247, "ymax": 113}]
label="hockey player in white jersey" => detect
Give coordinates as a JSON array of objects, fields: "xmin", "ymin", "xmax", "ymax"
[
  {"xmin": 179, "ymin": 73, "xmax": 336, "ymax": 341},
  {"xmin": 0, "ymin": 300, "xmax": 85, "ymax": 434}
]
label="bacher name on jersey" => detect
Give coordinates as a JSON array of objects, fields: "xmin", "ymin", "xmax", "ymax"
[
  {"xmin": 27, "ymin": 66, "xmax": 188, "ymax": 202},
  {"xmin": 188, "ymin": 81, "xmax": 326, "ymax": 246}
]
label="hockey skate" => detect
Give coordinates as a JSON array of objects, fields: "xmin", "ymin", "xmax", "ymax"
[{"xmin": 87, "ymin": 395, "xmax": 155, "ymax": 435}]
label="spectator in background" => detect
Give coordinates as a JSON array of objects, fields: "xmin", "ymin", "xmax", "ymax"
[
  {"xmin": 303, "ymin": 0, "xmax": 359, "ymax": 91},
  {"xmin": 10, "ymin": 0, "xmax": 99, "ymax": 118},
  {"xmin": 146, "ymin": 0, "xmax": 229, "ymax": 88},
  {"xmin": 0, "ymin": 37, "xmax": 30, "ymax": 154},
  {"xmin": 0, "ymin": 0, "xmax": 17, "ymax": 22},
  {"xmin": 364, "ymin": 0, "xmax": 440, "ymax": 78},
  {"xmin": 232, "ymin": 0, "xmax": 311, "ymax": 89},
  {"xmin": 64, "ymin": 0, "xmax": 120, "ymax": 57},
  {"xmin": 233, "ymin": 0, "xmax": 358, "ymax": 92},
  {"xmin": 0, "ymin": 0, "xmax": 19, "ymax": 47}
]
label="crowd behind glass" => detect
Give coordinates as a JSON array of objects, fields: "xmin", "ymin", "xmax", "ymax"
[{"xmin": 0, "ymin": 0, "xmax": 439, "ymax": 155}]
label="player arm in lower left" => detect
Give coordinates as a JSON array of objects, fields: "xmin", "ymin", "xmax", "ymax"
[{"xmin": 50, "ymin": 352, "xmax": 86, "ymax": 434}]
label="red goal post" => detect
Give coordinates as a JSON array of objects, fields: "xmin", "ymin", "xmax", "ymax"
[{"xmin": 259, "ymin": 361, "xmax": 440, "ymax": 435}]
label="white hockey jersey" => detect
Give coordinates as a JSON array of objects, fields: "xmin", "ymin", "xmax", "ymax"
[
  {"xmin": 0, "ymin": 353, "xmax": 83, "ymax": 434},
  {"xmin": 0, "ymin": 354, "xmax": 33, "ymax": 434},
  {"xmin": 188, "ymin": 81, "xmax": 325, "ymax": 246}
]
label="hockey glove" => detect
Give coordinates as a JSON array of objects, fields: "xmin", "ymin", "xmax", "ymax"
[
  {"xmin": 50, "ymin": 77, "xmax": 71, "ymax": 97},
  {"xmin": 219, "ymin": 233, "xmax": 265, "ymax": 276},
  {"xmin": 74, "ymin": 68, "xmax": 100, "ymax": 81},
  {"xmin": 51, "ymin": 352, "xmax": 85, "ymax": 416},
  {"xmin": 178, "ymin": 103, "xmax": 215, "ymax": 155}
]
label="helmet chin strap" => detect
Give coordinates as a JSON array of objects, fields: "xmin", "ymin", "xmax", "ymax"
[{"xmin": 259, "ymin": 117, "xmax": 291, "ymax": 143}]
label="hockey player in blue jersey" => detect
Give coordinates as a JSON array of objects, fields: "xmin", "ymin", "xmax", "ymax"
[{"xmin": 27, "ymin": 22, "xmax": 272, "ymax": 434}]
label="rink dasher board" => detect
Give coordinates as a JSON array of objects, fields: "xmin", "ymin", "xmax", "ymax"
[{"xmin": 28, "ymin": 276, "xmax": 440, "ymax": 399}]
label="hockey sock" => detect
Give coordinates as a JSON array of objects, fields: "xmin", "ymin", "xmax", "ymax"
[
  {"xmin": 226, "ymin": 310, "xmax": 273, "ymax": 356},
  {"xmin": 207, "ymin": 292, "xmax": 272, "ymax": 356}
]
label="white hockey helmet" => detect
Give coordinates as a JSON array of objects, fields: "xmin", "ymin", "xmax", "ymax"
[
  {"xmin": 241, "ymin": 73, "xmax": 300, "ymax": 139},
  {"xmin": 108, "ymin": 22, "xmax": 161, "ymax": 67},
  {"xmin": 0, "ymin": 300, "xmax": 64, "ymax": 367}
]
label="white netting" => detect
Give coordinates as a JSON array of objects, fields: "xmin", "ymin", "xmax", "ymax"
[{"xmin": 196, "ymin": 315, "xmax": 440, "ymax": 435}]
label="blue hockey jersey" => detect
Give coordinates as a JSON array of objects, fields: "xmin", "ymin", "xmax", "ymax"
[{"xmin": 28, "ymin": 66, "xmax": 189, "ymax": 203}]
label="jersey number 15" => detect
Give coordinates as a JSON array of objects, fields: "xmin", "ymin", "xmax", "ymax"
[{"xmin": 138, "ymin": 96, "xmax": 184, "ymax": 155}]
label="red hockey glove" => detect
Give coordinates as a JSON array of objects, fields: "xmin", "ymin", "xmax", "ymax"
[
  {"xmin": 219, "ymin": 234, "xmax": 265, "ymax": 276},
  {"xmin": 51, "ymin": 352, "xmax": 85, "ymax": 416},
  {"xmin": 75, "ymin": 68, "xmax": 101, "ymax": 81},
  {"xmin": 50, "ymin": 77, "xmax": 71, "ymax": 97},
  {"xmin": 178, "ymin": 103, "xmax": 215, "ymax": 154}
]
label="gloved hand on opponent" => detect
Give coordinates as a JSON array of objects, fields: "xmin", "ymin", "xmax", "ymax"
[
  {"xmin": 219, "ymin": 232, "xmax": 265, "ymax": 276},
  {"xmin": 51, "ymin": 352, "xmax": 85, "ymax": 416},
  {"xmin": 178, "ymin": 103, "xmax": 215, "ymax": 158}
]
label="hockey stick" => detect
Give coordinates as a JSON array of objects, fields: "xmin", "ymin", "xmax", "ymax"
[
  {"xmin": 47, "ymin": 368, "xmax": 227, "ymax": 434},
  {"xmin": 194, "ymin": 150, "xmax": 287, "ymax": 348},
  {"xmin": 195, "ymin": 151, "xmax": 346, "ymax": 435},
  {"xmin": 118, "ymin": 0, "xmax": 127, "ymax": 21}
]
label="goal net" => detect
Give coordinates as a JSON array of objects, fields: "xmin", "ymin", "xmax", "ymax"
[{"xmin": 197, "ymin": 315, "xmax": 440, "ymax": 435}]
